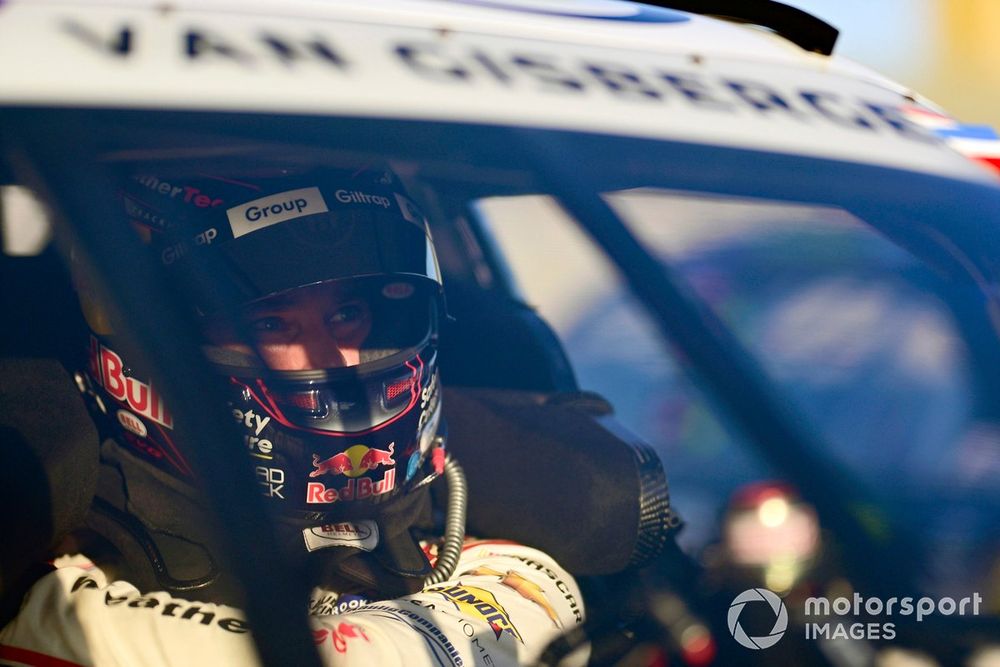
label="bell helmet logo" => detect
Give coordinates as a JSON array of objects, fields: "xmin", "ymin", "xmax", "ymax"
[{"xmin": 728, "ymin": 588, "xmax": 788, "ymax": 649}]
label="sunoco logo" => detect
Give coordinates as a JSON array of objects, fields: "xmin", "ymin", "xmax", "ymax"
[{"xmin": 728, "ymin": 588, "xmax": 788, "ymax": 650}]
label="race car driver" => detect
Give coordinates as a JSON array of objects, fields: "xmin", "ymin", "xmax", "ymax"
[{"xmin": 0, "ymin": 165, "xmax": 586, "ymax": 666}]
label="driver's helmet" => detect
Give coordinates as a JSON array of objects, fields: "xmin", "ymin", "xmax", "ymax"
[{"xmin": 74, "ymin": 165, "xmax": 445, "ymax": 592}]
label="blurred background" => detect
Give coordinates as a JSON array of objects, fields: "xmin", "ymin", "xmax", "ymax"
[
  {"xmin": 787, "ymin": 0, "xmax": 1000, "ymax": 128},
  {"xmin": 474, "ymin": 1, "xmax": 1000, "ymax": 602}
]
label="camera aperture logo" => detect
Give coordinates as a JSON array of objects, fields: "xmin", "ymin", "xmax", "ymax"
[
  {"xmin": 728, "ymin": 588, "xmax": 788, "ymax": 650},
  {"xmin": 728, "ymin": 588, "xmax": 984, "ymax": 648}
]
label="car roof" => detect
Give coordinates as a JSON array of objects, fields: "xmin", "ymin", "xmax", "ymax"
[{"xmin": 0, "ymin": 0, "xmax": 993, "ymax": 182}]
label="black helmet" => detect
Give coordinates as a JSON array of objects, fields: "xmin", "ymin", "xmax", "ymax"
[{"xmin": 76, "ymin": 165, "xmax": 447, "ymax": 597}]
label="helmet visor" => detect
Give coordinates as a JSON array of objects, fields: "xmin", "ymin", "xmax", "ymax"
[
  {"xmin": 201, "ymin": 275, "xmax": 437, "ymax": 433},
  {"xmin": 203, "ymin": 275, "xmax": 434, "ymax": 371},
  {"xmin": 234, "ymin": 349, "xmax": 436, "ymax": 435}
]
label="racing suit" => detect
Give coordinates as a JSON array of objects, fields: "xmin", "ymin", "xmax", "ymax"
[{"xmin": 0, "ymin": 539, "xmax": 584, "ymax": 667}]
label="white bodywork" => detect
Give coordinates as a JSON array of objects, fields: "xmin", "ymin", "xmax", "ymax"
[{"xmin": 0, "ymin": 0, "xmax": 991, "ymax": 181}]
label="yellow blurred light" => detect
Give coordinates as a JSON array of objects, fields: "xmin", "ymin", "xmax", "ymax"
[
  {"xmin": 758, "ymin": 497, "xmax": 789, "ymax": 527},
  {"xmin": 765, "ymin": 561, "xmax": 800, "ymax": 593}
]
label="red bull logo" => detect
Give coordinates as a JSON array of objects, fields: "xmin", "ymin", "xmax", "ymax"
[
  {"xmin": 305, "ymin": 469, "xmax": 396, "ymax": 504},
  {"xmin": 89, "ymin": 337, "xmax": 173, "ymax": 428},
  {"xmin": 306, "ymin": 443, "xmax": 397, "ymax": 504},
  {"xmin": 310, "ymin": 451, "xmax": 353, "ymax": 477},
  {"xmin": 310, "ymin": 443, "xmax": 395, "ymax": 478}
]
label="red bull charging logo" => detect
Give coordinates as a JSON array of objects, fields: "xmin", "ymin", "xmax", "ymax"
[{"xmin": 306, "ymin": 443, "xmax": 396, "ymax": 504}]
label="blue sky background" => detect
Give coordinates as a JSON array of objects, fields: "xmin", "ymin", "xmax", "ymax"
[{"xmin": 785, "ymin": 0, "xmax": 1000, "ymax": 127}]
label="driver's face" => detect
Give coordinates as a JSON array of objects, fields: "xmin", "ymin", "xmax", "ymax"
[{"xmin": 207, "ymin": 282, "xmax": 373, "ymax": 370}]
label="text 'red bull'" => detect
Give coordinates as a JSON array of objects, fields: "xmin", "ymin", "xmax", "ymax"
[
  {"xmin": 306, "ymin": 469, "xmax": 397, "ymax": 504},
  {"xmin": 89, "ymin": 337, "xmax": 173, "ymax": 428}
]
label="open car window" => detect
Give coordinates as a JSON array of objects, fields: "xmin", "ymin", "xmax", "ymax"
[
  {"xmin": 0, "ymin": 185, "xmax": 50, "ymax": 256},
  {"xmin": 3, "ymin": 0, "xmax": 1000, "ymax": 663},
  {"xmin": 4, "ymin": 107, "xmax": 1000, "ymax": 664},
  {"xmin": 475, "ymin": 187, "xmax": 999, "ymax": 597}
]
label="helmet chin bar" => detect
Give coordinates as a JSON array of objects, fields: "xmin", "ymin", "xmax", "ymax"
[
  {"xmin": 77, "ymin": 328, "xmax": 444, "ymax": 602},
  {"xmin": 86, "ymin": 431, "xmax": 458, "ymax": 605},
  {"xmin": 303, "ymin": 438, "xmax": 466, "ymax": 599}
]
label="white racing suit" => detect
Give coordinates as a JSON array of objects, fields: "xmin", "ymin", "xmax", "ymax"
[{"xmin": 0, "ymin": 539, "xmax": 585, "ymax": 667}]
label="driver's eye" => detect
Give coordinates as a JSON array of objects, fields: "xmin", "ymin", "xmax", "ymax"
[
  {"xmin": 251, "ymin": 316, "xmax": 287, "ymax": 334},
  {"xmin": 329, "ymin": 303, "xmax": 364, "ymax": 326}
]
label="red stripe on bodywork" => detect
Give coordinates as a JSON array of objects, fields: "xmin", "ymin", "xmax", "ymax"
[
  {"xmin": 0, "ymin": 645, "xmax": 86, "ymax": 667},
  {"xmin": 974, "ymin": 156, "xmax": 1000, "ymax": 176}
]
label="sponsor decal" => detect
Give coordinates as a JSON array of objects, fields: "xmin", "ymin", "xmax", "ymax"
[
  {"xmin": 393, "ymin": 192, "xmax": 427, "ymax": 227},
  {"xmin": 310, "ymin": 593, "xmax": 371, "ymax": 616},
  {"xmin": 132, "ymin": 175, "xmax": 225, "ymax": 208},
  {"xmin": 334, "ymin": 189, "xmax": 391, "ymax": 208},
  {"xmin": 310, "ymin": 451, "xmax": 353, "ymax": 476},
  {"xmin": 382, "ymin": 281, "xmax": 416, "ymax": 300},
  {"xmin": 306, "ymin": 468, "xmax": 396, "ymax": 504},
  {"xmin": 354, "ymin": 604, "xmax": 464, "ymax": 666},
  {"xmin": 305, "ymin": 441, "xmax": 399, "ymax": 503},
  {"xmin": 255, "ymin": 466, "xmax": 285, "ymax": 499},
  {"xmin": 313, "ymin": 621, "xmax": 371, "ymax": 653},
  {"xmin": 123, "ymin": 195, "xmax": 168, "ymax": 231},
  {"xmin": 303, "ymin": 520, "xmax": 379, "ymax": 552},
  {"xmin": 232, "ymin": 408, "xmax": 273, "ymax": 460},
  {"xmin": 72, "ymin": 576, "xmax": 248, "ymax": 634},
  {"xmin": 306, "ymin": 482, "xmax": 340, "ymax": 504},
  {"xmin": 89, "ymin": 337, "xmax": 173, "ymax": 428},
  {"xmin": 508, "ymin": 555, "xmax": 583, "ymax": 624},
  {"xmin": 310, "ymin": 443, "xmax": 395, "ymax": 478},
  {"xmin": 116, "ymin": 409, "xmax": 148, "ymax": 438},
  {"xmin": 426, "ymin": 584, "xmax": 523, "ymax": 642},
  {"xmin": 227, "ymin": 187, "xmax": 328, "ymax": 239},
  {"xmin": 160, "ymin": 227, "xmax": 219, "ymax": 266},
  {"xmin": 467, "ymin": 566, "xmax": 562, "ymax": 628},
  {"xmin": 469, "ymin": 636, "xmax": 495, "ymax": 664},
  {"xmin": 406, "ymin": 451, "xmax": 422, "ymax": 482},
  {"xmin": 417, "ymin": 372, "xmax": 441, "ymax": 453}
]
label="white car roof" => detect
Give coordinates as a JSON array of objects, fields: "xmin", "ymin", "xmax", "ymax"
[{"xmin": 0, "ymin": 0, "xmax": 992, "ymax": 182}]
